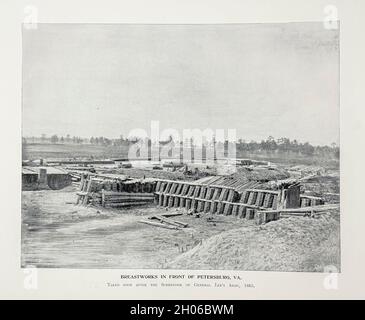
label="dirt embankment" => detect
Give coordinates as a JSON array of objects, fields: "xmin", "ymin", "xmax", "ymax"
[{"xmin": 167, "ymin": 212, "xmax": 340, "ymax": 272}]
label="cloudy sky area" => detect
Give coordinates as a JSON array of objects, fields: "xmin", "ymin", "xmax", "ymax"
[{"xmin": 22, "ymin": 23, "xmax": 339, "ymax": 145}]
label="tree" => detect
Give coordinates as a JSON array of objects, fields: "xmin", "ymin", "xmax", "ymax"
[{"xmin": 51, "ymin": 134, "xmax": 59, "ymax": 143}]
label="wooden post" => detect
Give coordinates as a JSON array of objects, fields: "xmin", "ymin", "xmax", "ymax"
[
  {"xmin": 210, "ymin": 201, "xmax": 218, "ymax": 214},
  {"xmin": 246, "ymin": 208, "xmax": 255, "ymax": 220},
  {"xmin": 277, "ymin": 185, "xmax": 300, "ymax": 209},
  {"xmin": 232, "ymin": 204, "xmax": 239, "ymax": 216},
  {"xmin": 204, "ymin": 201, "xmax": 211, "ymax": 213},
  {"xmin": 173, "ymin": 196, "xmax": 180, "ymax": 207},
  {"xmin": 237, "ymin": 205, "xmax": 246, "ymax": 218},
  {"xmin": 180, "ymin": 197, "xmax": 186, "ymax": 208},
  {"xmin": 38, "ymin": 168, "xmax": 48, "ymax": 188}
]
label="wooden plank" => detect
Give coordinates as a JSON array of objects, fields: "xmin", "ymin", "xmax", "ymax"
[
  {"xmin": 138, "ymin": 220, "xmax": 180, "ymax": 230},
  {"xmin": 181, "ymin": 183, "xmax": 189, "ymax": 196},
  {"xmin": 149, "ymin": 215, "xmax": 183, "ymax": 227},
  {"xmin": 82, "ymin": 179, "xmax": 93, "ymax": 205},
  {"xmin": 246, "ymin": 208, "xmax": 256, "ymax": 220},
  {"xmin": 105, "ymin": 201, "xmax": 152, "ymax": 207},
  {"xmin": 163, "ymin": 195, "xmax": 169, "ymax": 207},
  {"xmin": 160, "ymin": 182, "xmax": 167, "ymax": 193},
  {"xmin": 272, "ymin": 194, "xmax": 278, "ymax": 209},
  {"xmin": 185, "ymin": 199, "xmax": 192, "ymax": 210},
  {"xmin": 155, "ymin": 181, "xmax": 162, "ymax": 192},
  {"xmin": 151, "ymin": 215, "xmax": 188, "ymax": 228},
  {"xmin": 187, "ymin": 185, "xmax": 195, "ymax": 197},
  {"xmin": 168, "ymin": 196, "xmax": 174, "ymax": 208},
  {"xmin": 197, "ymin": 200, "xmax": 204, "ymax": 212},
  {"xmin": 219, "ymin": 188, "xmax": 229, "ymax": 201},
  {"xmin": 179, "ymin": 197, "xmax": 186, "ymax": 208},
  {"xmin": 102, "ymin": 192, "xmax": 155, "ymax": 198},
  {"xmin": 191, "ymin": 199, "xmax": 198, "ymax": 211},
  {"xmin": 203, "ymin": 201, "xmax": 211, "ymax": 213},
  {"xmin": 158, "ymin": 194, "xmax": 164, "ymax": 206},
  {"xmin": 212, "ymin": 188, "xmax": 221, "ymax": 200},
  {"xmin": 263, "ymin": 193, "xmax": 271, "ymax": 208},
  {"xmin": 165, "ymin": 182, "xmax": 173, "ymax": 194},
  {"xmin": 226, "ymin": 189, "xmax": 235, "ymax": 202},
  {"xmin": 205, "ymin": 187, "xmax": 214, "ymax": 200},
  {"xmin": 263, "ymin": 204, "xmax": 339, "ymax": 214},
  {"xmin": 223, "ymin": 203, "xmax": 232, "ymax": 215},
  {"xmin": 193, "ymin": 186, "xmax": 201, "ymax": 198},
  {"xmin": 103, "ymin": 198, "xmax": 154, "ymax": 203},
  {"xmin": 217, "ymin": 202, "xmax": 224, "ymax": 214},
  {"xmin": 244, "ymin": 188, "xmax": 279, "ymax": 195},
  {"xmin": 160, "ymin": 212, "xmax": 183, "ymax": 217},
  {"xmin": 200, "ymin": 186, "xmax": 208, "ymax": 199},
  {"xmin": 173, "ymin": 196, "xmax": 180, "ymax": 208},
  {"xmin": 210, "ymin": 201, "xmax": 218, "ymax": 214},
  {"xmin": 175, "ymin": 183, "xmax": 183, "ymax": 195},
  {"xmin": 170, "ymin": 183, "xmax": 178, "ymax": 194},
  {"xmin": 232, "ymin": 204, "xmax": 239, "ymax": 216},
  {"xmin": 237, "ymin": 205, "xmax": 246, "ymax": 218},
  {"xmin": 247, "ymin": 191, "xmax": 254, "ymax": 205},
  {"xmin": 241, "ymin": 191, "xmax": 250, "ymax": 204}
]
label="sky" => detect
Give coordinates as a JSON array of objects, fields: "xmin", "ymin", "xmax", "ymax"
[{"xmin": 22, "ymin": 23, "xmax": 339, "ymax": 146}]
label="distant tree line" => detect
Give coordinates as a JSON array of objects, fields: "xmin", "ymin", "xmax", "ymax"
[
  {"xmin": 236, "ymin": 136, "xmax": 339, "ymax": 158},
  {"xmin": 23, "ymin": 134, "xmax": 339, "ymax": 158}
]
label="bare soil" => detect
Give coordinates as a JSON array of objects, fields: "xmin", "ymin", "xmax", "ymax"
[
  {"xmin": 167, "ymin": 212, "xmax": 340, "ymax": 272},
  {"xmin": 21, "ymin": 186, "xmax": 248, "ymax": 268}
]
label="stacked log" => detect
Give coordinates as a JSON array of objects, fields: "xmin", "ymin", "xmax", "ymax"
[
  {"xmin": 101, "ymin": 191, "xmax": 154, "ymax": 208},
  {"xmin": 300, "ymin": 195, "xmax": 325, "ymax": 207},
  {"xmin": 76, "ymin": 174, "xmax": 156, "ymax": 207}
]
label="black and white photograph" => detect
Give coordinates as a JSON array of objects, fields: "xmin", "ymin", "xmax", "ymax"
[{"xmin": 21, "ymin": 22, "xmax": 340, "ymax": 272}]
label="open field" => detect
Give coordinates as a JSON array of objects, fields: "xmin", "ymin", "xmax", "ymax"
[
  {"xmin": 23, "ymin": 143, "xmax": 339, "ymax": 168},
  {"xmin": 23, "ymin": 143, "xmax": 130, "ymax": 160}
]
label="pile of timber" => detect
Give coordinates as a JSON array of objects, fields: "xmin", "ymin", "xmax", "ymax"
[
  {"xmin": 139, "ymin": 213, "xmax": 188, "ymax": 230},
  {"xmin": 256, "ymin": 203, "xmax": 339, "ymax": 224},
  {"xmin": 300, "ymin": 195, "xmax": 325, "ymax": 207},
  {"xmin": 69, "ymin": 172, "xmax": 82, "ymax": 187},
  {"xmin": 265, "ymin": 203, "xmax": 340, "ymax": 216},
  {"xmin": 101, "ymin": 191, "xmax": 154, "ymax": 208},
  {"xmin": 76, "ymin": 174, "xmax": 156, "ymax": 207}
]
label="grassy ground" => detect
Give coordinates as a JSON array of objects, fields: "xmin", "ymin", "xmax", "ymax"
[{"xmin": 23, "ymin": 143, "xmax": 130, "ymax": 160}]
